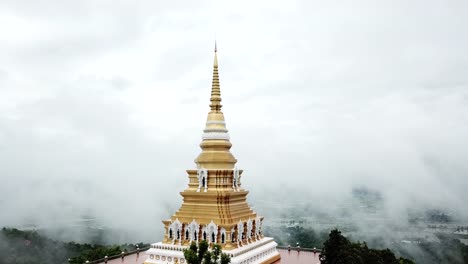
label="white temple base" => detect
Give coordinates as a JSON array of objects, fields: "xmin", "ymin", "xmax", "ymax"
[{"xmin": 144, "ymin": 237, "xmax": 280, "ymax": 264}]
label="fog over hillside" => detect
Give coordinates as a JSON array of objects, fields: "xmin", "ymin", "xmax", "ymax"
[{"xmin": 1, "ymin": 0, "xmax": 468, "ymax": 247}]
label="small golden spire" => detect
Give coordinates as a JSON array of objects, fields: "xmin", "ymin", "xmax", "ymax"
[
  {"xmin": 194, "ymin": 43, "xmax": 237, "ymax": 169},
  {"xmin": 210, "ymin": 41, "xmax": 221, "ymax": 111}
]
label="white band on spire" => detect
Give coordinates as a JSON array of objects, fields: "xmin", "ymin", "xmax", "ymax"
[
  {"xmin": 202, "ymin": 132, "xmax": 230, "ymax": 140},
  {"xmin": 206, "ymin": 120, "xmax": 226, "ymax": 125}
]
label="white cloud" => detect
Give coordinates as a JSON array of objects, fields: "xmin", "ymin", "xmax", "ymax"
[{"xmin": 0, "ymin": 0, "xmax": 467, "ymax": 243}]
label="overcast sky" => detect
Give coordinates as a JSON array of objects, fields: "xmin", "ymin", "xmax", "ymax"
[{"xmin": 1, "ymin": 0, "xmax": 468, "ymax": 243}]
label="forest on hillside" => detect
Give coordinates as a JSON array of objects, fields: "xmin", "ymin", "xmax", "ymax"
[
  {"xmin": 265, "ymin": 226, "xmax": 468, "ymax": 264},
  {"xmin": 0, "ymin": 228, "xmax": 148, "ymax": 264},
  {"xmin": 2, "ymin": 226, "xmax": 468, "ymax": 264}
]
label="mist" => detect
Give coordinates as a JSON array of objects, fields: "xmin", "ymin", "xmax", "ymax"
[{"xmin": 1, "ymin": 0, "xmax": 468, "ymax": 252}]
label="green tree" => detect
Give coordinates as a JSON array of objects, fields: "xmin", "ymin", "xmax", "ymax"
[
  {"xmin": 320, "ymin": 229, "xmax": 414, "ymax": 264},
  {"xmin": 183, "ymin": 240, "xmax": 231, "ymax": 264},
  {"xmin": 320, "ymin": 229, "xmax": 351, "ymax": 264}
]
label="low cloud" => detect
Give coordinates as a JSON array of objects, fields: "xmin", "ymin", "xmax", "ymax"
[{"xmin": 0, "ymin": 0, "xmax": 467, "ymax": 245}]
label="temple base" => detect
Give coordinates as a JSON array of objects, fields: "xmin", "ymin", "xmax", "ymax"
[
  {"xmin": 260, "ymin": 251, "xmax": 281, "ymax": 264},
  {"xmin": 144, "ymin": 237, "xmax": 280, "ymax": 264}
]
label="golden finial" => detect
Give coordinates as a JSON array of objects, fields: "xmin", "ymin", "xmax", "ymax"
[
  {"xmin": 210, "ymin": 41, "xmax": 221, "ymax": 111},
  {"xmin": 194, "ymin": 43, "xmax": 238, "ymax": 169}
]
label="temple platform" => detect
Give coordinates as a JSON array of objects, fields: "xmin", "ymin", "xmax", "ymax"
[
  {"xmin": 144, "ymin": 237, "xmax": 279, "ymax": 264},
  {"xmin": 98, "ymin": 247, "xmax": 320, "ymax": 264}
]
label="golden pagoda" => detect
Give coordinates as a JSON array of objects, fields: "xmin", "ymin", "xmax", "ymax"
[{"xmin": 145, "ymin": 45, "xmax": 280, "ymax": 264}]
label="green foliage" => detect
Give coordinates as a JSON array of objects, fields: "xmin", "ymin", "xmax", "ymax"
[
  {"xmin": 184, "ymin": 246, "xmax": 199, "ymax": 264},
  {"xmin": 203, "ymin": 251, "xmax": 213, "ymax": 264},
  {"xmin": 0, "ymin": 227, "xmax": 148, "ymax": 264},
  {"xmin": 399, "ymin": 257, "xmax": 415, "ymax": 264},
  {"xmin": 67, "ymin": 245, "xmax": 123, "ymax": 264},
  {"xmin": 220, "ymin": 252, "xmax": 231, "ymax": 264},
  {"xmin": 183, "ymin": 241, "xmax": 231, "ymax": 264},
  {"xmin": 464, "ymin": 244, "xmax": 468, "ymax": 264},
  {"xmin": 320, "ymin": 229, "xmax": 415, "ymax": 264},
  {"xmin": 211, "ymin": 244, "xmax": 222, "ymax": 263},
  {"xmin": 198, "ymin": 240, "xmax": 209, "ymax": 263}
]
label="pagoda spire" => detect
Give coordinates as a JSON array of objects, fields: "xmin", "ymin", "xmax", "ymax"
[
  {"xmin": 210, "ymin": 41, "xmax": 221, "ymax": 111},
  {"xmin": 195, "ymin": 43, "xmax": 237, "ymax": 169},
  {"xmin": 146, "ymin": 45, "xmax": 280, "ymax": 264}
]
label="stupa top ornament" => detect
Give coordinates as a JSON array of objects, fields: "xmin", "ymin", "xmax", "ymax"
[{"xmin": 195, "ymin": 42, "xmax": 237, "ymax": 169}]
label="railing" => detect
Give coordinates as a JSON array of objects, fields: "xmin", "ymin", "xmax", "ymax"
[
  {"xmin": 81, "ymin": 247, "xmax": 149, "ymax": 264},
  {"xmin": 277, "ymin": 246, "xmax": 322, "ymax": 253},
  {"xmin": 81, "ymin": 245, "xmax": 321, "ymax": 263}
]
